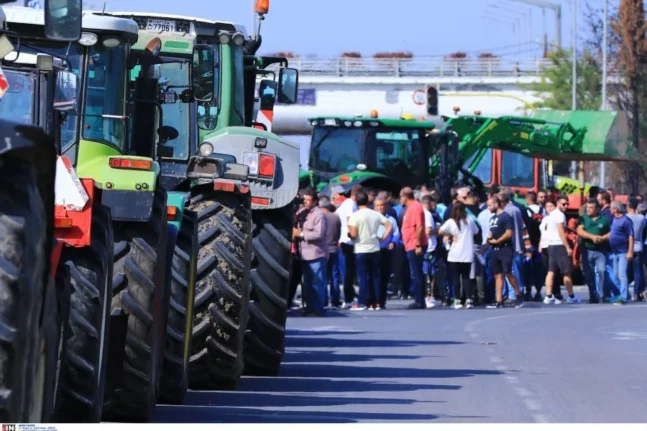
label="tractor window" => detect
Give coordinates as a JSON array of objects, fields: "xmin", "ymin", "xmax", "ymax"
[
  {"xmin": 158, "ymin": 61, "xmax": 190, "ymax": 159},
  {"xmin": 83, "ymin": 44, "xmax": 128, "ymax": 150},
  {"xmin": 366, "ymin": 128, "xmax": 423, "ymax": 178},
  {"xmin": 196, "ymin": 44, "xmax": 220, "ymax": 131},
  {"xmin": 501, "ymin": 151, "xmax": 534, "ymax": 187},
  {"xmin": 462, "ymin": 148, "xmax": 493, "ymax": 184},
  {"xmin": 309, "ymin": 127, "xmax": 363, "ymax": 173},
  {"xmin": 232, "ymin": 45, "xmax": 245, "ymax": 126},
  {"xmin": 0, "ymin": 70, "xmax": 36, "ymax": 125}
]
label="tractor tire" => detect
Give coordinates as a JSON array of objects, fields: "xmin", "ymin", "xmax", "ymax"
[
  {"xmin": 159, "ymin": 210, "xmax": 198, "ymax": 405},
  {"xmin": 188, "ymin": 190, "xmax": 252, "ymax": 390},
  {"xmin": 0, "ymin": 159, "xmax": 48, "ymax": 423},
  {"xmin": 53, "ymin": 204, "xmax": 113, "ymax": 422},
  {"xmin": 106, "ymin": 188, "xmax": 171, "ymax": 422},
  {"xmin": 244, "ymin": 205, "xmax": 295, "ymax": 377}
]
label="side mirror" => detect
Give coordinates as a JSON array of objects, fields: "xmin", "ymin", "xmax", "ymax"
[
  {"xmin": 53, "ymin": 70, "xmax": 79, "ymax": 113},
  {"xmin": 44, "ymin": 0, "xmax": 82, "ymax": 42},
  {"xmin": 277, "ymin": 67, "xmax": 298, "ymax": 104},
  {"xmin": 191, "ymin": 44, "xmax": 215, "ymax": 103}
]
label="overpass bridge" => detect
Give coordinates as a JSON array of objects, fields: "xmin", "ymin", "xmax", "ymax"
[{"xmin": 270, "ymin": 56, "xmax": 620, "ymax": 136}]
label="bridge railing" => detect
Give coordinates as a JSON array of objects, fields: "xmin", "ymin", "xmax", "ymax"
[{"xmin": 275, "ymin": 57, "xmax": 553, "ymax": 78}]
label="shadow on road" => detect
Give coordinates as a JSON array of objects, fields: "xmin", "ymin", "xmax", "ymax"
[{"xmin": 153, "ymin": 330, "xmax": 500, "ymax": 422}]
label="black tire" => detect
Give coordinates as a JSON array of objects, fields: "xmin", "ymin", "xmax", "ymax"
[
  {"xmin": 188, "ymin": 189, "xmax": 252, "ymax": 390},
  {"xmin": 53, "ymin": 204, "xmax": 113, "ymax": 422},
  {"xmin": 244, "ymin": 205, "xmax": 294, "ymax": 376},
  {"xmin": 159, "ymin": 209, "xmax": 198, "ymax": 404},
  {"xmin": 0, "ymin": 159, "xmax": 48, "ymax": 422},
  {"xmin": 105, "ymin": 188, "xmax": 171, "ymax": 422}
]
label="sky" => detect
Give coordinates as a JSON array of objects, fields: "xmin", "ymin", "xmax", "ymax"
[{"xmin": 79, "ymin": 0, "xmax": 603, "ymax": 59}]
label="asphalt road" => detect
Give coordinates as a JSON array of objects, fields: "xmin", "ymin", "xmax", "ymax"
[{"xmin": 154, "ymin": 289, "xmax": 647, "ymax": 423}]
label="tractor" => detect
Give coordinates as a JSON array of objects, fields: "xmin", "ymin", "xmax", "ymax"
[
  {"xmin": 5, "ymin": 7, "xmax": 178, "ymax": 422},
  {"xmin": 0, "ymin": 0, "xmax": 82, "ymax": 422}
]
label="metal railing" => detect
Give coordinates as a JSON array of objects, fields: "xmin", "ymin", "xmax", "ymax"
[{"xmin": 274, "ymin": 57, "xmax": 553, "ymax": 78}]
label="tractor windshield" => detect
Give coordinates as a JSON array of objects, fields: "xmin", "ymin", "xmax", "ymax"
[
  {"xmin": 0, "ymin": 70, "xmax": 36, "ymax": 125},
  {"xmin": 158, "ymin": 60, "xmax": 191, "ymax": 159},
  {"xmin": 501, "ymin": 151, "xmax": 535, "ymax": 187},
  {"xmin": 83, "ymin": 43, "xmax": 128, "ymax": 151},
  {"xmin": 463, "ymin": 148, "xmax": 493, "ymax": 184},
  {"xmin": 309, "ymin": 127, "xmax": 363, "ymax": 173},
  {"xmin": 365, "ymin": 128, "xmax": 424, "ymax": 181}
]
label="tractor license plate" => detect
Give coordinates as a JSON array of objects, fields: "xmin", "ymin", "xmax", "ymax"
[{"xmin": 146, "ymin": 19, "xmax": 176, "ymax": 33}]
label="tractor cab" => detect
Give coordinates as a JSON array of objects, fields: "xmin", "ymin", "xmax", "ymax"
[{"xmin": 308, "ymin": 115, "xmax": 443, "ymax": 196}]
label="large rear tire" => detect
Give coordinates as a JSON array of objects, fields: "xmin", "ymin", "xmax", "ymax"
[
  {"xmin": 188, "ymin": 189, "xmax": 252, "ymax": 390},
  {"xmin": 0, "ymin": 160, "xmax": 48, "ymax": 422},
  {"xmin": 53, "ymin": 203, "xmax": 113, "ymax": 422},
  {"xmin": 159, "ymin": 210, "xmax": 198, "ymax": 404},
  {"xmin": 105, "ymin": 188, "xmax": 171, "ymax": 422},
  {"xmin": 244, "ymin": 205, "xmax": 294, "ymax": 377}
]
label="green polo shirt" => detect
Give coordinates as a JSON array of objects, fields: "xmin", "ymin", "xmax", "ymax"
[{"xmin": 578, "ymin": 214, "xmax": 611, "ymax": 251}]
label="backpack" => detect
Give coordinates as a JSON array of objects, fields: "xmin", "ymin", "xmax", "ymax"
[{"xmin": 525, "ymin": 206, "xmax": 542, "ymax": 246}]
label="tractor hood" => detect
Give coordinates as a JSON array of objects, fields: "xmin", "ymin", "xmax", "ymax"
[{"xmin": 317, "ymin": 169, "xmax": 403, "ymax": 198}]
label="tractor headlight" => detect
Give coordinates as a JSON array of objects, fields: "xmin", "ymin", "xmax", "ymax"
[
  {"xmin": 232, "ymin": 32, "xmax": 245, "ymax": 46},
  {"xmin": 199, "ymin": 142, "xmax": 214, "ymax": 157}
]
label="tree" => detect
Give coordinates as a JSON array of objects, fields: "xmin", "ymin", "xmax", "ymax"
[
  {"xmin": 524, "ymin": 48, "xmax": 603, "ymax": 182},
  {"xmin": 524, "ymin": 47, "xmax": 602, "ymax": 110}
]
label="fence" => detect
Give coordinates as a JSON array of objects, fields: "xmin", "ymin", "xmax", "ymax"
[{"xmin": 276, "ymin": 57, "xmax": 553, "ymax": 78}]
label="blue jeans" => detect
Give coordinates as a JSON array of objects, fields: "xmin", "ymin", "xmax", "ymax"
[
  {"xmin": 356, "ymin": 251, "xmax": 381, "ymax": 307},
  {"xmin": 326, "ymin": 252, "xmax": 342, "ymax": 306},
  {"xmin": 610, "ymin": 253, "xmax": 629, "ymax": 301},
  {"xmin": 630, "ymin": 252, "xmax": 644, "ymax": 297},
  {"xmin": 587, "ymin": 249, "xmax": 606, "ymax": 301},
  {"xmin": 504, "ymin": 252, "xmax": 525, "ymax": 300},
  {"xmin": 406, "ymin": 250, "xmax": 425, "ymax": 305},
  {"xmin": 604, "ymin": 254, "xmax": 620, "ymax": 298},
  {"xmin": 301, "ymin": 258, "xmax": 327, "ymax": 313}
]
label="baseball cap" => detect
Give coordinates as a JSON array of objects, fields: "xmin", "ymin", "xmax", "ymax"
[{"xmin": 330, "ymin": 185, "xmax": 345, "ymax": 195}]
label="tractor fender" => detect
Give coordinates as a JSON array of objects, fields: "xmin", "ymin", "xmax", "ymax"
[
  {"xmin": 201, "ymin": 126, "xmax": 299, "ymax": 211},
  {"xmin": 319, "ymin": 173, "xmax": 403, "ymax": 198},
  {"xmin": 166, "ymin": 191, "xmax": 190, "ymax": 230}
]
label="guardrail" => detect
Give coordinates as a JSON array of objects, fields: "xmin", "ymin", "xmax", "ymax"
[{"xmin": 273, "ymin": 57, "xmax": 551, "ymax": 78}]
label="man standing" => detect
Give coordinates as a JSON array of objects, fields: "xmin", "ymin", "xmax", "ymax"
[
  {"xmin": 375, "ymin": 196, "xmax": 399, "ymax": 308},
  {"xmin": 348, "ymin": 191, "xmax": 393, "ymax": 310},
  {"xmin": 321, "ymin": 201, "xmax": 342, "ymax": 309},
  {"xmin": 485, "ymin": 196, "xmax": 524, "ymax": 308},
  {"xmin": 524, "ymin": 190, "xmax": 545, "ymax": 301},
  {"xmin": 477, "ymin": 203, "xmax": 495, "ymax": 304},
  {"xmin": 336, "ymin": 184, "xmax": 362, "ymax": 308},
  {"xmin": 609, "ymin": 200, "xmax": 634, "ymax": 303},
  {"xmin": 536, "ymin": 189, "xmax": 548, "ymax": 216},
  {"xmin": 626, "ymin": 198, "xmax": 645, "ymax": 301},
  {"xmin": 597, "ymin": 191, "xmax": 613, "ymax": 223},
  {"xmin": 499, "ymin": 188, "xmax": 527, "ymax": 301},
  {"xmin": 577, "ymin": 199, "xmax": 611, "ymax": 303},
  {"xmin": 543, "ymin": 196, "xmax": 582, "ymax": 304},
  {"xmin": 294, "ymin": 188, "xmax": 329, "ymax": 316},
  {"xmin": 399, "ymin": 187, "xmax": 428, "ymax": 309},
  {"xmin": 422, "ymin": 195, "xmax": 440, "ymax": 307}
]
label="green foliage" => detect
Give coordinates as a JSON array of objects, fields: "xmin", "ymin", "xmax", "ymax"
[{"xmin": 522, "ymin": 47, "xmax": 602, "ymax": 110}]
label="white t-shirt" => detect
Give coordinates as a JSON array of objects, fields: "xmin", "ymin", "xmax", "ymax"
[
  {"xmin": 424, "ymin": 209, "xmax": 438, "ymax": 252},
  {"xmin": 543, "ymin": 208, "xmax": 566, "ymax": 246},
  {"xmin": 440, "ymin": 217, "xmax": 479, "ymax": 263},
  {"xmin": 335, "ymin": 198, "xmax": 358, "ymax": 245},
  {"xmin": 539, "ymin": 218, "xmax": 549, "ymax": 249},
  {"xmin": 348, "ymin": 208, "xmax": 388, "ymax": 254}
]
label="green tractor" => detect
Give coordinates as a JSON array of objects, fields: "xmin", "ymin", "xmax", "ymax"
[
  {"xmin": 5, "ymin": 8, "xmax": 177, "ymax": 422},
  {"xmin": 304, "ymin": 115, "xmax": 445, "ymax": 198},
  {"xmin": 0, "ymin": 0, "xmax": 82, "ymax": 423}
]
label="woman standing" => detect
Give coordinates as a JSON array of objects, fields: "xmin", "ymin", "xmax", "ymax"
[{"xmin": 439, "ymin": 202, "xmax": 479, "ymax": 309}]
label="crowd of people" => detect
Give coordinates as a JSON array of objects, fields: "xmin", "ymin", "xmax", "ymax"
[{"xmin": 288, "ymin": 183, "xmax": 647, "ymax": 316}]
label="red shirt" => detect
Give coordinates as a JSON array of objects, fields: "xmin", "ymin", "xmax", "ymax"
[{"xmin": 401, "ymin": 200, "xmax": 428, "ymax": 252}]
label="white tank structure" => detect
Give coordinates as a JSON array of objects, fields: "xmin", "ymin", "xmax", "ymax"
[
  {"xmin": 269, "ymin": 56, "xmax": 549, "ymax": 135},
  {"xmin": 273, "ymin": 85, "xmax": 542, "ymax": 135}
]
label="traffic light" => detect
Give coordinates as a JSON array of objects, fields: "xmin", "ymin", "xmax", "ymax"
[{"xmin": 426, "ymin": 85, "xmax": 438, "ymax": 116}]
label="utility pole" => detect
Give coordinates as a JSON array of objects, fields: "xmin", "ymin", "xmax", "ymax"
[
  {"xmin": 600, "ymin": 0, "xmax": 608, "ymax": 188},
  {"xmin": 571, "ymin": 0, "xmax": 578, "ymax": 180},
  {"xmin": 510, "ymin": 0, "xmax": 562, "ymax": 47}
]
